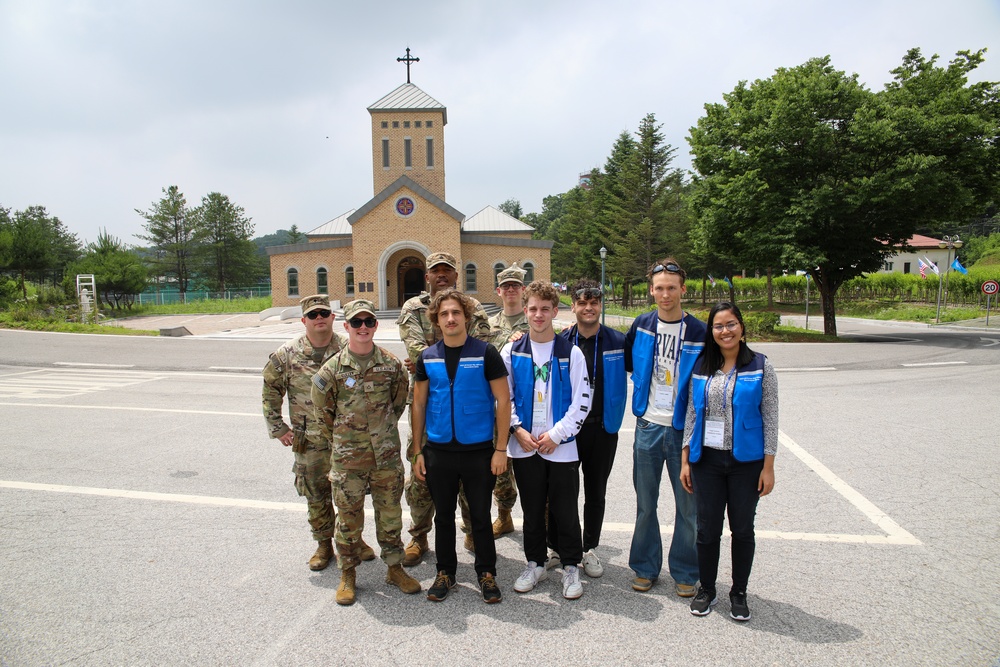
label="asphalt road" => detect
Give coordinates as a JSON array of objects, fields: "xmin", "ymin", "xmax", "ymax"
[{"xmin": 1, "ymin": 322, "xmax": 998, "ymax": 666}]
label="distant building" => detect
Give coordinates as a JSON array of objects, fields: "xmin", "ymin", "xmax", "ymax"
[
  {"xmin": 266, "ymin": 62, "xmax": 553, "ymax": 309},
  {"xmin": 879, "ymin": 234, "xmax": 953, "ymax": 275}
]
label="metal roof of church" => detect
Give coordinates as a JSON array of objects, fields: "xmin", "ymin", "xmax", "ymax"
[
  {"xmin": 368, "ymin": 83, "xmax": 447, "ymax": 125},
  {"xmin": 461, "ymin": 206, "xmax": 535, "ymax": 233},
  {"xmin": 306, "ymin": 209, "xmax": 355, "ymax": 236}
]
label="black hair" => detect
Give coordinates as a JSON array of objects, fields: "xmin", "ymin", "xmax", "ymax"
[{"xmin": 698, "ymin": 302, "xmax": 755, "ymax": 375}]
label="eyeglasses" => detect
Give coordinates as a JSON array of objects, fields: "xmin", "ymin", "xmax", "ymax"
[
  {"xmin": 651, "ymin": 263, "xmax": 684, "ymax": 277},
  {"xmin": 305, "ymin": 309, "xmax": 332, "ymax": 320},
  {"xmin": 712, "ymin": 321, "xmax": 741, "ymax": 332},
  {"xmin": 574, "ymin": 288, "xmax": 602, "ymax": 300},
  {"xmin": 348, "ymin": 316, "xmax": 377, "ymax": 329},
  {"xmin": 499, "ymin": 283, "xmax": 522, "ymax": 291}
]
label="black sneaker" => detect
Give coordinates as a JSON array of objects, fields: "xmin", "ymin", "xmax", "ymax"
[
  {"xmin": 730, "ymin": 591, "xmax": 751, "ymax": 621},
  {"xmin": 426, "ymin": 571, "xmax": 456, "ymax": 602},
  {"xmin": 479, "ymin": 573, "xmax": 502, "ymax": 604},
  {"xmin": 690, "ymin": 587, "xmax": 718, "ymax": 616}
]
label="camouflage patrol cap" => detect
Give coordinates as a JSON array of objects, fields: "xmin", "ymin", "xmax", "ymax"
[
  {"xmin": 497, "ymin": 263, "xmax": 527, "ymax": 286},
  {"xmin": 426, "ymin": 252, "xmax": 458, "ymax": 270},
  {"xmin": 343, "ymin": 298, "xmax": 377, "ymax": 320},
  {"xmin": 299, "ymin": 294, "xmax": 331, "ymax": 315}
]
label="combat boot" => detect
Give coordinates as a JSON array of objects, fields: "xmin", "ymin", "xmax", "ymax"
[
  {"xmin": 308, "ymin": 538, "xmax": 334, "ymax": 571},
  {"xmin": 492, "ymin": 509, "xmax": 514, "ymax": 538},
  {"xmin": 359, "ymin": 540, "xmax": 376, "ymax": 562},
  {"xmin": 402, "ymin": 535, "xmax": 427, "ymax": 567},
  {"xmin": 464, "ymin": 532, "xmax": 475, "ymax": 553},
  {"xmin": 336, "ymin": 567, "xmax": 356, "ymax": 606},
  {"xmin": 385, "ymin": 564, "xmax": 421, "ymax": 594}
]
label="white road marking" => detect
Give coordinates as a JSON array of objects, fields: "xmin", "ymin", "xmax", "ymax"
[
  {"xmin": 209, "ymin": 366, "xmax": 262, "ymax": 372},
  {"xmin": 774, "ymin": 367, "xmax": 837, "ymax": 372},
  {"xmin": 0, "ymin": 402, "xmax": 258, "ymax": 417},
  {"xmin": 901, "ymin": 361, "xmax": 968, "ymax": 367},
  {"xmin": 54, "ymin": 362, "xmax": 136, "ymax": 368},
  {"xmin": 0, "ymin": 481, "xmax": 305, "ymax": 511},
  {"xmin": 0, "ymin": 368, "xmax": 165, "ymax": 399}
]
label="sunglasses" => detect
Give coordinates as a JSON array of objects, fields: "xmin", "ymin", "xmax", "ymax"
[
  {"xmin": 574, "ymin": 287, "xmax": 602, "ymax": 300},
  {"xmin": 348, "ymin": 316, "xmax": 377, "ymax": 328},
  {"xmin": 651, "ymin": 263, "xmax": 684, "ymax": 277},
  {"xmin": 305, "ymin": 309, "xmax": 332, "ymax": 320},
  {"xmin": 712, "ymin": 321, "xmax": 741, "ymax": 332}
]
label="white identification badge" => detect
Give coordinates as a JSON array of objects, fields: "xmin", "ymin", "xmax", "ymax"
[
  {"xmin": 654, "ymin": 384, "xmax": 673, "ymax": 410},
  {"xmin": 705, "ymin": 418, "xmax": 725, "ymax": 449},
  {"xmin": 345, "ymin": 377, "xmax": 356, "ymax": 388},
  {"xmin": 532, "ymin": 390, "xmax": 547, "ymax": 428}
]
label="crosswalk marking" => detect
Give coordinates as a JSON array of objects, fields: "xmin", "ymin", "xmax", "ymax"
[{"xmin": 0, "ymin": 368, "xmax": 166, "ymax": 399}]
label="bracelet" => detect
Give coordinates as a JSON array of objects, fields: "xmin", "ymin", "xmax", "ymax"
[{"xmin": 494, "ymin": 447, "xmax": 507, "ymax": 453}]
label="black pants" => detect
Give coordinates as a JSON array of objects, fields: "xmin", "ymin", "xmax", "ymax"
[
  {"xmin": 424, "ymin": 446, "xmax": 497, "ymax": 576},
  {"xmin": 691, "ymin": 447, "xmax": 764, "ymax": 595},
  {"xmin": 565, "ymin": 421, "xmax": 618, "ymax": 551},
  {"xmin": 513, "ymin": 454, "xmax": 582, "ymax": 567}
]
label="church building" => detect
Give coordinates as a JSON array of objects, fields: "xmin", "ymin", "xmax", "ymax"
[{"xmin": 267, "ymin": 55, "xmax": 553, "ymax": 309}]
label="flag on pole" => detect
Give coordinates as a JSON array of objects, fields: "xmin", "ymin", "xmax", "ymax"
[
  {"xmin": 707, "ymin": 274, "xmax": 717, "ymax": 287},
  {"xmin": 922, "ymin": 256, "xmax": 940, "ymax": 276},
  {"xmin": 917, "ymin": 258, "xmax": 927, "ymax": 279},
  {"xmin": 951, "ymin": 257, "xmax": 969, "ymax": 275},
  {"xmin": 724, "ymin": 276, "xmax": 734, "ymax": 290}
]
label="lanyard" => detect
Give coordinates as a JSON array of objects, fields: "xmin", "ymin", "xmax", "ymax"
[
  {"xmin": 574, "ymin": 327, "xmax": 599, "ymax": 385},
  {"xmin": 654, "ymin": 318, "xmax": 685, "ymax": 379},
  {"xmin": 705, "ymin": 365, "xmax": 738, "ymax": 412}
]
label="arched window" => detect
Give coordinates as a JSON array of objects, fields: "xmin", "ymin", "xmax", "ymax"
[
  {"xmin": 465, "ymin": 263, "xmax": 477, "ymax": 292},
  {"xmin": 316, "ymin": 267, "xmax": 328, "ymax": 295},
  {"xmin": 345, "ymin": 266, "xmax": 355, "ymax": 295},
  {"xmin": 493, "ymin": 262, "xmax": 506, "ymax": 288},
  {"xmin": 287, "ymin": 268, "xmax": 299, "ymax": 297},
  {"xmin": 523, "ymin": 262, "xmax": 535, "ymax": 283}
]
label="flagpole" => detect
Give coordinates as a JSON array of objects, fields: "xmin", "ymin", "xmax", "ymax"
[{"xmin": 938, "ymin": 236, "xmax": 963, "ymax": 317}]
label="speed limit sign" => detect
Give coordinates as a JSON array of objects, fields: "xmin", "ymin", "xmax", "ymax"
[{"xmin": 983, "ymin": 280, "xmax": 999, "ymax": 295}]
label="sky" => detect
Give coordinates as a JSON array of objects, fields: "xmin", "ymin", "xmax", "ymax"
[{"xmin": 2, "ymin": 0, "xmax": 999, "ymax": 247}]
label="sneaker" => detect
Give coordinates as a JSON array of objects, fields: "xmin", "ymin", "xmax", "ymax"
[
  {"xmin": 479, "ymin": 573, "xmax": 502, "ymax": 604},
  {"xmin": 513, "ymin": 561, "xmax": 548, "ymax": 593},
  {"xmin": 689, "ymin": 587, "xmax": 718, "ymax": 616},
  {"xmin": 730, "ymin": 592, "xmax": 751, "ymax": 621},
  {"xmin": 675, "ymin": 582, "xmax": 697, "ymax": 598},
  {"xmin": 426, "ymin": 571, "xmax": 456, "ymax": 602},
  {"xmin": 562, "ymin": 565, "xmax": 583, "ymax": 599},
  {"xmin": 581, "ymin": 549, "xmax": 603, "ymax": 578},
  {"xmin": 631, "ymin": 576, "xmax": 654, "ymax": 592},
  {"xmin": 544, "ymin": 549, "xmax": 561, "ymax": 570}
]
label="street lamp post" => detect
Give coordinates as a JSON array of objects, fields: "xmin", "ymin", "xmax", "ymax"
[
  {"xmin": 599, "ymin": 246, "xmax": 607, "ymax": 326},
  {"xmin": 935, "ymin": 235, "xmax": 963, "ymax": 323}
]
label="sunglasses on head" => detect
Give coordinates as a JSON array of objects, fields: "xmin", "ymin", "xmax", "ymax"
[
  {"xmin": 574, "ymin": 287, "xmax": 602, "ymax": 300},
  {"xmin": 651, "ymin": 263, "xmax": 683, "ymax": 277},
  {"xmin": 348, "ymin": 316, "xmax": 377, "ymax": 328},
  {"xmin": 305, "ymin": 309, "xmax": 332, "ymax": 320}
]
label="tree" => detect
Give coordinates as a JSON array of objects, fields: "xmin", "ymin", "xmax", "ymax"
[
  {"xmin": 286, "ymin": 224, "xmax": 305, "ymax": 244},
  {"xmin": 0, "ymin": 206, "xmax": 81, "ymax": 299},
  {"xmin": 136, "ymin": 186, "xmax": 196, "ymax": 294},
  {"xmin": 68, "ymin": 230, "xmax": 149, "ymax": 309},
  {"xmin": 688, "ymin": 50, "xmax": 999, "ymax": 335},
  {"xmin": 497, "ymin": 198, "xmax": 523, "ymax": 219},
  {"xmin": 192, "ymin": 192, "xmax": 260, "ymax": 291}
]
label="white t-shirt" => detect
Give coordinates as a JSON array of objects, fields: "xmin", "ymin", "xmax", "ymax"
[
  {"xmin": 501, "ymin": 339, "xmax": 591, "ymax": 463},
  {"xmin": 642, "ymin": 318, "xmax": 683, "ymax": 427}
]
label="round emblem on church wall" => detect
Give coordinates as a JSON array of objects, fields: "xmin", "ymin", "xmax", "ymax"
[{"xmin": 394, "ymin": 196, "xmax": 416, "ymax": 218}]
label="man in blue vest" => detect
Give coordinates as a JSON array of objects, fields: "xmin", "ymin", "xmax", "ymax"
[
  {"xmin": 547, "ymin": 279, "xmax": 628, "ymax": 579},
  {"xmin": 411, "ymin": 288, "xmax": 510, "ymax": 604},
  {"xmin": 502, "ymin": 280, "xmax": 591, "ymax": 600},
  {"xmin": 625, "ymin": 258, "xmax": 706, "ymax": 597}
]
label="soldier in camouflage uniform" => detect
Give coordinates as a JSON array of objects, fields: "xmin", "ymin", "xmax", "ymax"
[
  {"xmin": 262, "ymin": 294, "xmax": 374, "ymax": 571},
  {"xmin": 488, "ymin": 264, "xmax": 530, "ymax": 538},
  {"xmin": 311, "ymin": 299, "xmax": 421, "ymax": 606},
  {"xmin": 397, "ymin": 251, "xmax": 493, "ymax": 565}
]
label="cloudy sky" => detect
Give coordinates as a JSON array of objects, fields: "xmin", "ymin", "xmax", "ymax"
[{"xmin": 2, "ymin": 0, "xmax": 998, "ymax": 247}]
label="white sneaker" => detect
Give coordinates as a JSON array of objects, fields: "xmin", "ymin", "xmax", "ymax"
[
  {"xmin": 581, "ymin": 549, "xmax": 604, "ymax": 578},
  {"xmin": 514, "ymin": 561, "xmax": 548, "ymax": 593},
  {"xmin": 544, "ymin": 549, "xmax": 561, "ymax": 570},
  {"xmin": 562, "ymin": 565, "xmax": 583, "ymax": 599}
]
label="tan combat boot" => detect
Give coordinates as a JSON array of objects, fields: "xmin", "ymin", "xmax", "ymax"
[
  {"xmin": 336, "ymin": 567, "xmax": 356, "ymax": 606},
  {"xmin": 492, "ymin": 509, "xmax": 514, "ymax": 538},
  {"xmin": 358, "ymin": 540, "xmax": 376, "ymax": 562},
  {"xmin": 308, "ymin": 538, "xmax": 334, "ymax": 571},
  {"xmin": 463, "ymin": 532, "xmax": 475, "ymax": 553},
  {"xmin": 402, "ymin": 535, "xmax": 427, "ymax": 567},
  {"xmin": 386, "ymin": 564, "xmax": 421, "ymax": 594}
]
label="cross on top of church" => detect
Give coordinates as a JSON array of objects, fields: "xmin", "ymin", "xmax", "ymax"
[{"xmin": 396, "ymin": 47, "xmax": 420, "ymax": 84}]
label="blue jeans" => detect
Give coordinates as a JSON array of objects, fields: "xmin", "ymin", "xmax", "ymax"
[{"xmin": 628, "ymin": 418, "xmax": 699, "ymax": 585}]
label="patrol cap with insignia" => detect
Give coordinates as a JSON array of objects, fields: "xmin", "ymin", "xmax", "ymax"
[
  {"xmin": 343, "ymin": 298, "xmax": 377, "ymax": 320},
  {"xmin": 496, "ymin": 263, "xmax": 527, "ymax": 286},
  {"xmin": 300, "ymin": 294, "xmax": 331, "ymax": 315},
  {"xmin": 426, "ymin": 252, "xmax": 458, "ymax": 270}
]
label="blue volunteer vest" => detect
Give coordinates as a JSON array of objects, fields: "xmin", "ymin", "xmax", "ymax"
[
  {"xmin": 687, "ymin": 353, "xmax": 767, "ymax": 463},
  {"xmin": 422, "ymin": 337, "xmax": 495, "ymax": 445},
  {"xmin": 560, "ymin": 324, "xmax": 628, "ymax": 433},
  {"xmin": 510, "ymin": 334, "xmax": 575, "ymax": 443}
]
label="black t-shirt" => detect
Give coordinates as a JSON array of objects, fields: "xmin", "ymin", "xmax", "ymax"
[
  {"xmin": 574, "ymin": 329, "xmax": 604, "ymax": 424},
  {"xmin": 415, "ymin": 342, "xmax": 507, "ymax": 449}
]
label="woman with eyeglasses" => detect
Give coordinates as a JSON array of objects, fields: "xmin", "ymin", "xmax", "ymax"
[{"xmin": 679, "ymin": 302, "xmax": 778, "ymax": 621}]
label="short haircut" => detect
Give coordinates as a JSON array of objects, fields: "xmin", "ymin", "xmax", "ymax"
[
  {"xmin": 570, "ymin": 278, "xmax": 601, "ymax": 301},
  {"xmin": 648, "ymin": 256, "xmax": 686, "ymax": 285},
  {"xmin": 428, "ymin": 288, "xmax": 475, "ymax": 326},
  {"xmin": 522, "ymin": 280, "xmax": 560, "ymax": 308}
]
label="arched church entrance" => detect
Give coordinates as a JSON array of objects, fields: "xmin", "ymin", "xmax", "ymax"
[{"xmin": 397, "ymin": 256, "xmax": 426, "ymax": 306}]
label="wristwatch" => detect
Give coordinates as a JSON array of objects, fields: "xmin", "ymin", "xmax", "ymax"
[{"xmin": 509, "ymin": 424, "xmax": 519, "ymax": 435}]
